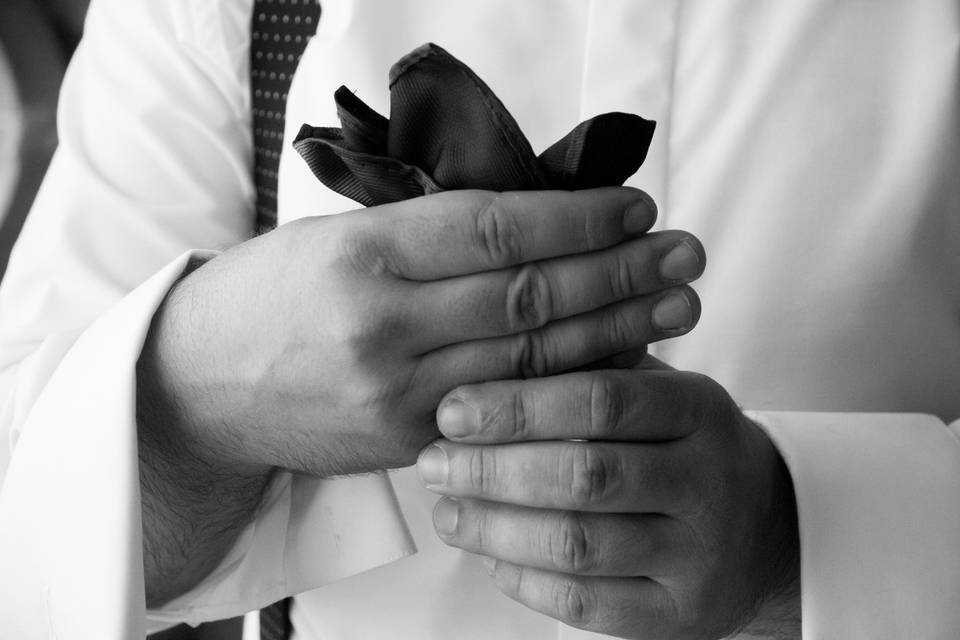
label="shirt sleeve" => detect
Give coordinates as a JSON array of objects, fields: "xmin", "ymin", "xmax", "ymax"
[
  {"xmin": 750, "ymin": 411, "xmax": 960, "ymax": 638},
  {"xmin": 0, "ymin": 1, "xmax": 412, "ymax": 637}
]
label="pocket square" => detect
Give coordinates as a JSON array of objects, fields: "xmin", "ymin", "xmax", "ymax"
[{"xmin": 294, "ymin": 42, "xmax": 655, "ymax": 207}]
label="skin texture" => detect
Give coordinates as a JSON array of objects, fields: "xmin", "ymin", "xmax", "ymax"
[
  {"xmin": 418, "ymin": 368, "xmax": 801, "ymax": 639},
  {"xmin": 136, "ymin": 187, "xmax": 707, "ymax": 607}
]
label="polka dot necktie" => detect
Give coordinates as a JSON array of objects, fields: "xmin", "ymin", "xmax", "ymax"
[
  {"xmin": 252, "ymin": 0, "xmax": 321, "ymax": 233},
  {"xmin": 251, "ymin": 4, "xmax": 320, "ymax": 638}
]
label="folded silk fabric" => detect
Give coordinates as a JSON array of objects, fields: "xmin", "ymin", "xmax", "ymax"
[{"xmin": 293, "ymin": 43, "xmax": 655, "ymax": 206}]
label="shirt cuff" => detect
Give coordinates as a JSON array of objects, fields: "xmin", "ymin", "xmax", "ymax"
[
  {"xmin": 0, "ymin": 249, "xmax": 414, "ymax": 639},
  {"xmin": 0, "ymin": 250, "xmax": 209, "ymax": 640},
  {"xmin": 147, "ymin": 470, "xmax": 415, "ymax": 630},
  {"xmin": 750, "ymin": 411, "xmax": 960, "ymax": 639}
]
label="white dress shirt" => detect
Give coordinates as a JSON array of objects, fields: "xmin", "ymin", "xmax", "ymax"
[{"xmin": 1, "ymin": 1, "xmax": 959, "ymax": 639}]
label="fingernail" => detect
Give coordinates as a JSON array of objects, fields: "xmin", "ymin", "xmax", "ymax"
[
  {"xmin": 624, "ymin": 195, "xmax": 656, "ymax": 234},
  {"xmin": 417, "ymin": 444, "xmax": 449, "ymax": 487},
  {"xmin": 434, "ymin": 497, "xmax": 459, "ymax": 536},
  {"xmin": 652, "ymin": 293, "xmax": 692, "ymax": 331},
  {"xmin": 483, "ymin": 556, "xmax": 497, "ymax": 574},
  {"xmin": 659, "ymin": 239, "xmax": 701, "ymax": 281},
  {"xmin": 437, "ymin": 399, "xmax": 479, "ymax": 437}
]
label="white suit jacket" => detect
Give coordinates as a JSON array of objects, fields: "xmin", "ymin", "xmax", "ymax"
[{"xmin": 1, "ymin": 1, "xmax": 959, "ymax": 638}]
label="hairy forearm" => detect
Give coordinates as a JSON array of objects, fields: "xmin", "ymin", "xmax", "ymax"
[
  {"xmin": 136, "ymin": 417, "xmax": 272, "ymax": 607},
  {"xmin": 136, "ymin": 264, "xmax": 274, "ymax": 608}
]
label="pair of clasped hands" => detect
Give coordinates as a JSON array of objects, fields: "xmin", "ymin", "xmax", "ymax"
[{"xmin": 161, "ymin": 187, "xmax": 798, "ymax": 638}]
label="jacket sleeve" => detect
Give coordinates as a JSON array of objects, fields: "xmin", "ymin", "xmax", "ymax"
[{"xmin": 0, "ymin": 1, "xmax": 412, "ymax": 637}]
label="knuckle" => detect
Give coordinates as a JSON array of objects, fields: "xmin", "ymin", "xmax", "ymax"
[
  {"xmin": 549, "ymin": 511, "xmax": 594, "ymax": 574},
  {"xmin": 476, "ymin": 387, "xmax": 531, "ymax": 440},
  {"xmin": 609, "ymin": 251, "xmax": 638, "ymax": 299},
  {"xmin": 474, "ymin": 194, "xmax": 525, "ymax": 266},
  {"xmin": 566, "ymin": 445, "xmax": 618, "ymax": 507},
  {"xmin": 472, "ymin": 505, "xmax": 492, "ymax": 551},
  {"xmin": 555, "ymin": 580, "xmax": 594, "ymax": 627},
  {"xmin": 338, "ymin": 369, "xmax": 387, "ymax": 412},
  {"xmin": 577, "ymin": 196, "xmax": 628, "ymax": 253},
  {"xmin": 589, "ymin": 374, "xmax": 625, "ymax": 438},
  {"xmin": 510, "ymin": 389, "xmax": 529, "ymax": 439},
  {"xmin": 467, "ymin": 446, "xmax": 498, "ymax": 494},
  {"xmin": 511, "ymin": 330, "xmax": 550, "ymax": 379},
  {"xmin": 506, "ymin": 264, "xmax": 554, "ymax": 331},
  {"xmin": 602, "ymin": 305, "xmax": 637, "ymax": 352},
  {"xmin": 332, "ymin": 222, "xmax": 401, "ymax": 278},
  {"xmin": 343, "ymin": 314, "xmax": 405, "ymax": 355},
  {"xmin": 581, "ymin": 207, "xmax": 609, "ymax": 253}
]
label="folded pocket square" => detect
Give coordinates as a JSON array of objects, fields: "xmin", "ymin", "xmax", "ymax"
[{"xmin": 294, "ymin": 42, "xmax": 655, "ymax": 207}]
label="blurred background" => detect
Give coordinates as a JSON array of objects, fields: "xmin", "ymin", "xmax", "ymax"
[
  {"xmin": 0, "ymin": 1, "xmax": 241, "ymax": 637},
  {"xmin": 0, "ymin": 0, "xmax": 87, "ymax": 280}
]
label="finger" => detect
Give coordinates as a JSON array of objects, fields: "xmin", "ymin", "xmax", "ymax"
[
  {"xmin": 582, "ymin": 351, "xmax": 674, "ymax": 371},
  {"xmin": 486, "ymin": 561, "xmax": 674, "ymax": 638},
  {"xmin": 416, "ymin": 440, "xmax": 692, "ymax": 513},
  {"xmin": 576, "ymin": 346, "xmax": 648, "ymax": 372},
  {"xmin": 362, "ymin": 187, "xmax": 657, "ymax": 280},
  {"xmin": 417, "ymin": 287, "xmax": 699, "ymax": 390},
  {"xmin": 633, "ymin": 354, "xmax": 675, "ymax": 370},
  {"xmin": 434, "ymin": 369, "xmax": 721, "ymax": 444},
  {"xmin": 432, "ymin": 498, "xmax": 684, "ymax": 577},
  {"xmin": 406, "ymin": 231, "xmax": 703, "ymax": 351}
]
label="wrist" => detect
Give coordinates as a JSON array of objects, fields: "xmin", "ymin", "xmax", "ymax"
[
  {"xmin": 137, "ymin": 256, "xmax": 276, "ymax": 606},
  {"xmin": 137, "ymin": 254, "xmax": 271, "ymax": 479},
  {"xmin": 765, "ymin": 424, "xmax": 800, "ymax": 597},
  {"xmin": 741, "ymin": 414, "xmax": 801, "ymax": 637}
]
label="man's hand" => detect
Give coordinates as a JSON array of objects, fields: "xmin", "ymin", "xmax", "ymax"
[
  {"xmin": 136, "ymin": 187, "xmax": 705, "ymax": 604},
  {"xmin": 140, "ymin": 188, "xmax": 704, "ymax": 477},
  {"xmin": 417, "ymin": 370, "xmax": 800, "ymax": 639}
]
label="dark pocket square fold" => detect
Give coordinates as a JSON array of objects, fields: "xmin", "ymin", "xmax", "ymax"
[{"xmin": 294, "ymin": 42, "xmax": 655, "ymax": 207}]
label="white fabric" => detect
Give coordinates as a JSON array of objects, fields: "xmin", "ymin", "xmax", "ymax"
[
  {"xmin": 0, "ymin": 42, "xmax": 23, "ymax": 229},
  {"xmin": 0, "ymin": 0, "xmax": 958, "ymax": 639}
]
